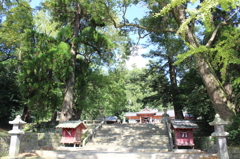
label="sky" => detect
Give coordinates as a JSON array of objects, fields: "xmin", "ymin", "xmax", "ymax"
[
  {"xmin": 125, "ymin": 3, "xmax": 151, "ymax": 70},
  {"xmin": 30, "ymin": 0, "xmax": 150, "ymax": 70}
]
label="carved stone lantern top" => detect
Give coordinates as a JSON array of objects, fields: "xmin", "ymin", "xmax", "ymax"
[
  {"xmin": 209, "ymin": 114, "xmax": 229, "ymax": 126},
  {"xmin": 209, "ymin": 114, "xmax": 229, "ymax": 137},
  {"xmin": 9, "ymin": 115, "xmax": 26, "ymax": 125},
  {"xmin": 8, "ymin": 115, "xmax": 26, "ymax": 135}
]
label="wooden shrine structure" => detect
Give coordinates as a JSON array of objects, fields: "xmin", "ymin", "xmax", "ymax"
[
  {"xmin": 124, "ymin": 108, "xmax": 193, "ymax": 124},
  {"xmin": 171, "ymin": 119, "xmax": 199, "ymax": 149},
  {"xmin": 56, "ymin": 120, "xmax": 86, "ymax": 147}
]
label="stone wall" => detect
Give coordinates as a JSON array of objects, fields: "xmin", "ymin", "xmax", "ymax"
[
  {"xmin": 0, "ymin": 132, "xmax": 61, "ymax": 157},
  {"xmin": 194, "ymin": 136, "xmax": 217, "ymax": 153},
  {"xmin": 20, "ymin": 132, "xmax": 61, "ymax": 152},
  {"xmin": 0, "ymin": 123, "xmax": 97, "ymax": 157},
  {"xmin": 0, "ymin": 134, "xmax": 10, "ymax": 157},
  {"xmin": 228, "ymin": 147, "xmax": 240, "ymax": 159}
]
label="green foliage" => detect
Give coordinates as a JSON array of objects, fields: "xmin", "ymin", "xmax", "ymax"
[
  {"xmin": 211, "ymin": 27, "xmax": 240, "ymax": 83},
  {"xmin": 175, "ymin": 45, "xmax": 208, "ymax": 65},
  {"xmin": 141, "ymin": 63, "xmax": 171, "ymax": 108},
  {"xmin": 1, "ymin": 0, "xmax": 238, "ymax": 129},
  {"xmin": 124, "ymin": 65, "xmax": 166, "ymax": 112},
  {"xmin": 34, "ymin": 10, "xmax": 60, "ymax": 37},
  {"xmin": 78, "ymin": 65, "xmax": 127, "ymax": 120},
  {"xmin": 227, "ymin": 114, "xmax": 240, "ymax": 146},
  {"xmin": 0, "ymin": 0, "xmax": 34, "ymax": 61},
  {"xmin": 178, "ymin": 69, "xmax": 215, "ymax": 135},
  {"xmin": 179, "ymin": 69, "xmax": 215, "ymax": 119},
  {"xmin": 75, "ymin": 27, "xmax": 115, "ymax": 52},
  {"xmin": 57, "ymin": 25, "xmax": 73, "ymax": 41},
  {"xmin": 0, "ymin": 62, "xmax": 22, "ymax": 127},
  {"xmin": 19, "ymin": 30, "xmax": 72, "ymax": 120}
]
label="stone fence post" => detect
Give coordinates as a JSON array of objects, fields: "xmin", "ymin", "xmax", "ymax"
[
  {"xmin": 8, "ymin": 115, "xmax": 26, "ymax": 158},
  {"xmin": 209, "ymin": 114, "xmax": 229, "ymax": 159}
]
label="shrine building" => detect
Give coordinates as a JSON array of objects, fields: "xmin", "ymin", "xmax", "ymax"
[{"xmin": 124, "ymin": 108, "xmax": 193, "ymax": 124}]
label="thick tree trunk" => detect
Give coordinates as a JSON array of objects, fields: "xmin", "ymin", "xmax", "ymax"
[
  {"xmin": 168, "ymin": 55, "xmax": 184, "ymax": 119},
  {"xmin": 173, "ymin": 5, "xmax": 235, "ymax": 120},
  {"xmin": 195, "ymin": 54, "xmax": 235, "ymax": 120},
  {"xmin": 60, "ymin": 5, "xmax": 80, "ymax": 122},
  {"xmin": 60, "ymin": 69, "xmax": 75, "ymax": 122},
  {"xmin": 22, "ymin": 106, "xmax": 32, "ymax": 123},
  {"xmin": 51, "ymin": 111, "xmax": 58, "ymax": 122},
  {"xmin": 72, "ymin": 108, "xmax": 82, "ymax": 120}
]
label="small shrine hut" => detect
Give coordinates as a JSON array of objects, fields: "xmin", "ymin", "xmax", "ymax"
[
  {"xmin": 56, "ymin": 120, "xmax": 86, "ymax": 147},
  {"xmin": 171, "ymin": 119, "xmax": 199, "ymax": 149}
]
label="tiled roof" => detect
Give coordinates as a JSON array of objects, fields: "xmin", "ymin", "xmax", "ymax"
[
  {"xmin": 56, "ymin": 120, "xmax": 84, "ymax": 129},
  {"xmin": 171, "ymin": 119, "xmax": 199, "ymax": 129},
  {"xmin": 137, "ymin": 108, "xmax": 158, "ymax": 114}
]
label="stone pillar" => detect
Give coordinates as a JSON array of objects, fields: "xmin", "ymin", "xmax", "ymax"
[
  {"xmin": 8, "ymin": 115, "xmax": 26, "ymax": 158},
  {"xmin": 209, "ymin": 114, "xmax": 229, "ymax": 159}
]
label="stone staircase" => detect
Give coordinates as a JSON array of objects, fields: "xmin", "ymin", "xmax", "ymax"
[
  {"xmin": 32, "ymin": 123, "xmax": 218, "ymax": 159},
  {"xmin": 83, "ymin": 123, "xmax": 171, "ymax": 153}
]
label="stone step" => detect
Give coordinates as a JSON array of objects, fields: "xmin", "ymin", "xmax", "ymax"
[
  {"xmin": 87, "ymin": 142, "xmax": 170, "ymax": 148},
  {"xmin": 82, "ymin": 146, "xmax": 170, "ymax": 153},
  {"xmin": 97, "ymin": 129, "xmax": 168, "ymax": 133},
  {"xmin": 91, "ymin": 142, "xmax": 170, "ymax": 146},
  {"xmin": 102, "ymin": 125, "xmax": 166, "ymax": 129},
  {"xmin": 103, "ymin": 126, "xmax": 166, "ymax": 129},
  {"xmin": 96, "ymin": 134, "xmax": 168, "ymax": 137},
  {"xmin": 92, "ymin": 137, "xmax": 169, "ymax": 144},
  {"xmin": 100, "ymin": 126, "xmax": 166, "ymax": 129},
  {"xmin": 91, "ymin": 140, "xmax": 170, "ymax": 145},
  {"xmin": 86, "ymin": 123, "xmax": 171, "ymax": 153},
  {"xmin": 96, "ymin": 132, "xmax": 168, "ymax": 136},
  {"xmin": 101, "ymin": 129, "xmax": 168, "ymax": 132},
  {"xmin": 96, "ymin": 135, "xmax": 168, "ymax": 138},
  {"xmin": 34, "ymin": 149, "xmax": 218, "ymax": 159},
  {"xmin": 101, "ymin": 124, "xmax": 165, "ymax": 128},
  {"xmin": 92, "ymin": 137, "xmax": 169, "ymax": 142},
  {"xmin": 91, "ymin": 139, "xmax": 170, "ymax": 144}
]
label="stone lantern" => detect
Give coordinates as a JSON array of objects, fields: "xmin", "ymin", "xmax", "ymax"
[
  {"xmin": 8, "ymin": 115, "xmax": 26, "ymax": 158},
  {"xmin": 209, "ymin": 114, "xmax": 229, "ymax": 159},
  {"xmin": 161, "ymin": 108, "xmax": 170, "ymax": 123}
]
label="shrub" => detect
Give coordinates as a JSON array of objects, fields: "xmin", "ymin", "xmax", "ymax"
[{"xmin": 227, "ymin": 114, "xmax": 240, "ymax": 146}]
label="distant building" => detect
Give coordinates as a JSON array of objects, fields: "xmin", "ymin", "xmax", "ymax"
[
  {"xmin": 105, "ymin": 116, "xmax": 118, "ymax": 124},
  {"xmin": 124, "ymin": 108, "xmax": 193, "ymax": 124}
]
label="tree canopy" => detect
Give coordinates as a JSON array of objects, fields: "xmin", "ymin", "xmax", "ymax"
[{"xmin": 0, "ymin": 0, "xmax": 239, "ymax": 134}]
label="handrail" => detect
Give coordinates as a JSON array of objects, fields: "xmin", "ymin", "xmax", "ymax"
[
  {"xmin": 165, "ymin": 119, "xmax": 174, "ymax": 151},
  {"xmin": 82, "ymin": 120, "xmax": 104, "ymax": 147}
]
